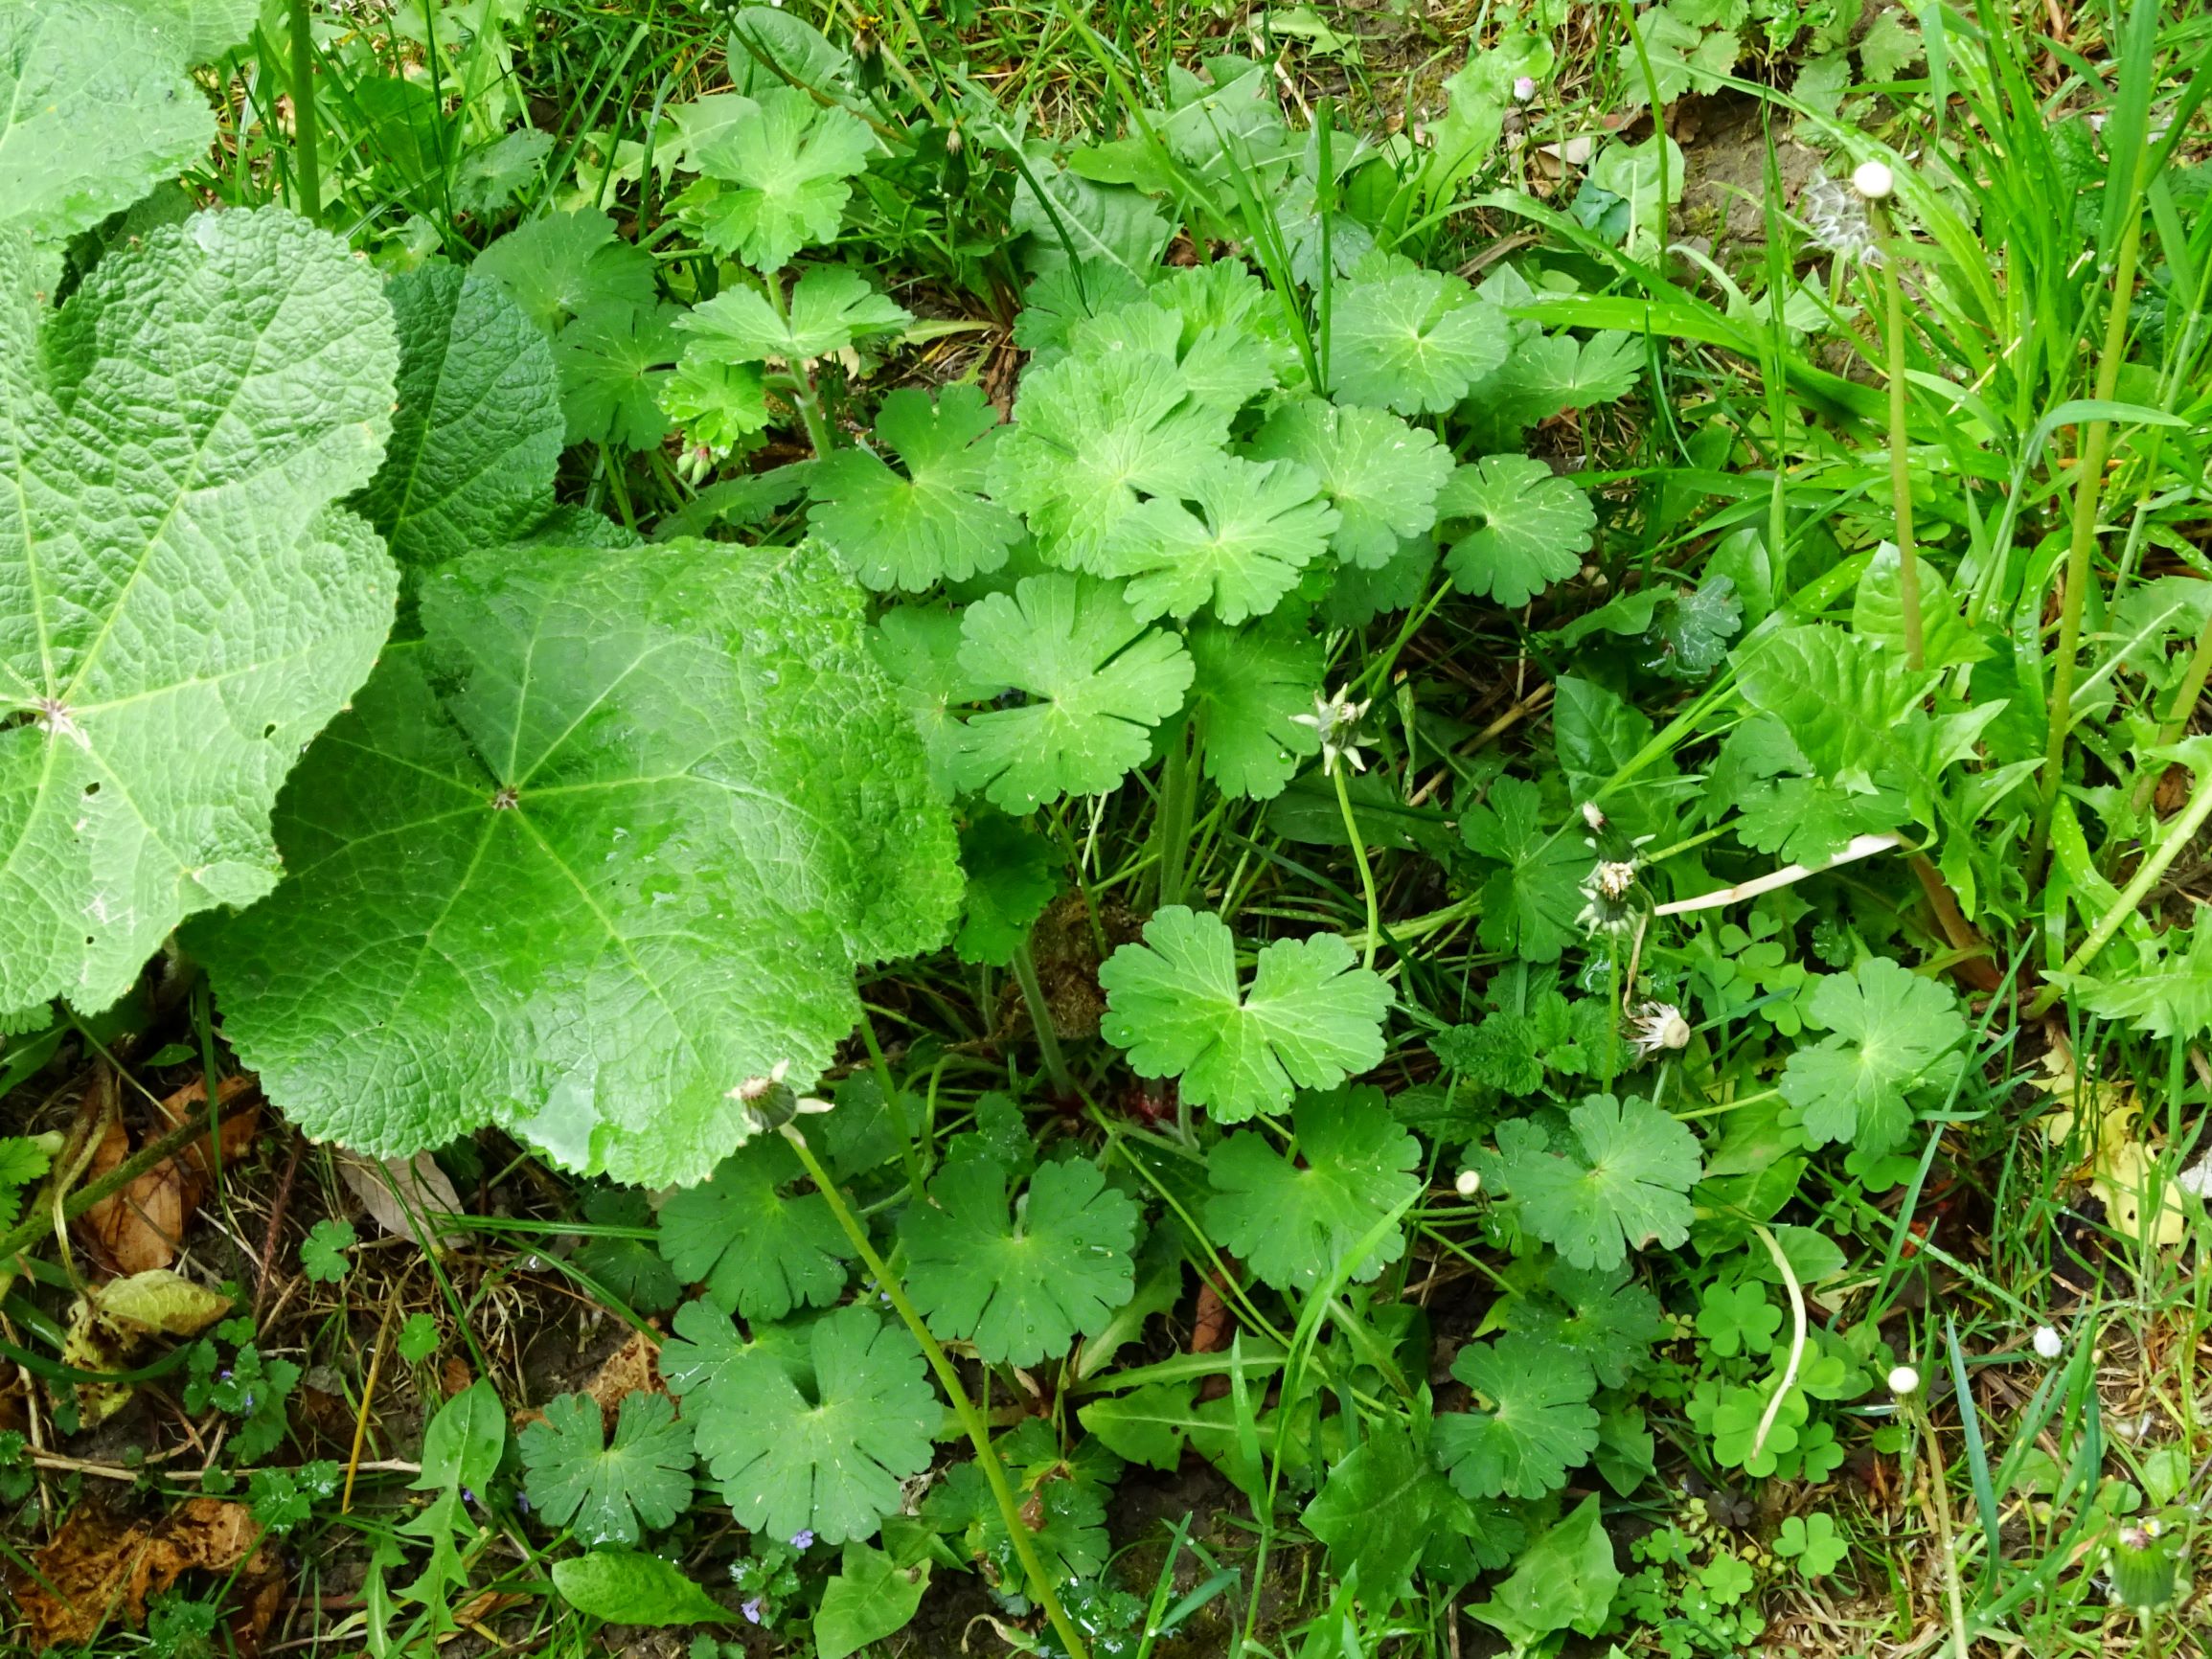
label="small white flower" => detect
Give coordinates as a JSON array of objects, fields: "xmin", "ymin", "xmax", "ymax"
[
  {"xmin": 1851, "ymin": 159, "xmax": 1896, "ymax": 201},
  {"xmin": 727, "ymin": 1058, "xmax": 792, "ymax": 1103},
  {"xmin": 1592, "ymin": 860, "xmax": 1637, "ymax": 900},
  {"xmin": 2033, "ymin": 1326, "xmax": 2064, "ymax": 1360},
  {"xmin": 1576, "ymin": 855, "xmax": 1644, "ymax": 937},
  {"xmin": 1291, "ymin": 686, "xmax": 1374, "ymax": 778},
  {"xmin": 1581, "ymin": 801, "xmax": 1607, "ymax": 831},
  {"xmin": 1513, "ymin": 75, "xmax": 1538, "ymax": 102},
  {"xmin": 1888, "ymin": 1364, "xmax": 1921, "ymax": 1397},
  {"xmin": 1630, "ymin": 1002, "xmax": 1691, "ymax": 1059},
  {"xmin": 1454, "ymin": 1168, "xmax": 1482, "ymax": 1197},
  {"xmin": 1801, "ymin": 174, "xmax": 1880, "ymax": 264}
]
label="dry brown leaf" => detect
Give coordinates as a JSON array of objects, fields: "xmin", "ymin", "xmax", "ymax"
[
  {"xmin": 74, "ymin": 1074, "xmax": 261, "ymax": 1275},
  {"xmin": 11, "ymin": 1498, "xmax": 281, "ymax": 1653},
  {"xmin": 334, "ymin": 1148, "xmax": 465, "ymax": 1252}
]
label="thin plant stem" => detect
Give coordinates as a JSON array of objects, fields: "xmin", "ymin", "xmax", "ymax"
[
  {"xmin": 779, "ymin": 1127, "xmax": 1092, "ymax": 1659},
  {"xmin": 1331, "ymin": 763, "xmax": 1380, "ymax": 970},
  {"xmin": 1153, "ymin": 716, "xmax": 1197, "ymax": 910},
  {"xmin": 1908, "ymin": 1390, "xmax": 1973, "ymax": 1659},
  {"xmin": 765, "ymin": 278, "xmax": 837, "ymax": 458},
  {"xmin": 2128, "ymin": 609, "xmax": 2212, "ymax": 816},
  {"xmin": 1008, "ymin": 935, "xmax": 1076, "ymax": 1097},
  {"xmin": 1876, "ymin": 209, "xmax": 1923, "ymax": 671},
  {"xmin": 855, "ymin": 1015, "xmax": 924, "ymax": 1198},
  {"xmin": 2031, "ymin": 188, "xmax": 2151, "ymax": 871},
  {"xmin": 288, "ymin": 0, "xmax": 321, "ymax": 219}
]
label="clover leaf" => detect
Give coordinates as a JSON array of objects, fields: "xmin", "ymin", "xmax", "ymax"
[
  {"xmin": 901, "ymin": 1156, "xmax": 1138, "ymax": 1366},
  {"xmin": 1492, "ymin": 1094, "xmax": 1702, "ymax": 1269},
  {"xmin": 679, "ymin": 88, "xmax": 874, "ymax": 271},
  {"xmin": 677, "ymin": 265, "xmax": 911, "ymax": 367},
  {"xmin": 1101, "ymin": 455, "xmax": 1339, "ymax": 625},
  {"xmin": 810, "ymin": 385, "xmax": 1019, "ymax": 591},
  {"xmin": 0, "ymin": 210, "xmax": 399, "ymax": 1016},
  {"xmin": 1329, "ymin": 265, "xmax": 1509, "ymax": 414},
  {"xmin": 953, "ymin": 574, "xmax": 1195, "ymax": 811},
  {"xmin": 519, "ymin": 1392, "xmax": 695, "ymax": 1546},
  {"xmin": 658, "ymin": 1139, "xmax": 854, "ymax": 1322},
  {"xmin": 300, "ymin": 1219, "xmax": 355, "ymax": 1284},
  {"xmin": 681, "ymin": 1305, "xmax": 934, "ymax": 1545},
  {"xmin": 1185, "ymin": 615, "xmax": 1322, "ymax": 801},
  {"xmin": 1437, "ymin": 455, "xmax": 1596, "ymax": 606},
  {"xmin": 1460, "ymin": 777, "xmax": 1585, "ymax": 964},
  {"xmin": 1204, "ymin": 1086, "xmax": 1421, "ymax": 1290},
  {"xmin": 1774, "ymin": 1512, "xmax": 1848, "ymax": 1579},
  {"xmin": 557, "ymin": 300, "xmax": 680, "ymax": 450},
  {"xmin": 1249, "ymin": 398, "xmax": 1453, "ymax": 569},
  {"xmin": 475, "ymin": 209, "xmax": 656, "ymax": 335},
  {"xmin": 1778, "ymin": 957, "xmax": 1966, "ymax": 1158},
  {"xmin": 1099, "ymin": 908, "xmax": 1391, "ymax": 1124},
  {"xmin": 195, "ymin": 538, "xmax": 960, "ymax": 1189},
  {"xmin": 954, "ymin": 816, "xmax": 1061, "ymax": 966},
  {"xmin": 353, "ymin": 261, "xmax": 563, "ymax": 569},
  {"xmin": 1694, "ymin": 1281, "xmax": 1782, "ymax": 1358},
  {"xmin": 986, "ymin": 343, "xmax": 1230, "ymax": 570},
  {"xmin": 0, "ymin": 0, "xmax": 229, "ymax": 241},
  {"xmin": 1435, "ymin": 1333, "xmax": 1599, "ymax": 1500}
]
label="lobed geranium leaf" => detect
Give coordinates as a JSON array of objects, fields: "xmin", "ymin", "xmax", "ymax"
[
  {"xmin": 679, "ymin": 1305, "xmax": 935, "ymax": 1545},
  {"xmin": 1204, "ymin": 1085, "xmax": 1421, "ymax": 1290},
  {"xmin": 1184, "ymin": 614, "xmax": 1322, "ymax": 801},
  {"xmin": 556, "ymin": 300, "xmax": 681, "ymax": 450},
  {"xmin": 658, "ymin": 1138, "xmax": 854, "ymax": 1322},
  {"xmin": 953, "ymin": 574, "xmax": 1194, "ymax": 812},
  {"xmin": 1099, "ymin": 907, "xmax": 1392, "ymax": 1124},
  {"xmin": 0, "ymin": 210, "xmax": 397, "ymax": 1014},
  {"xmin": 519, "ymin": 1392, "xmax": 695, "ymax": 1547},
  {"xmin": 659, "ymin": 354, "xmax": 772, "ymax": 450},
  {"xmin": 1460, "ymin": 777, "xmax": 1585, "ymax": 964},
  {"xmin": 1434, "ymin": 1333, "xmax": 1599, "ymax": 1501},
  {"xmin": 0, "ymin": 0, "xmax": 222, "ymax": 241},
  {"xmin": 1491, "ymin": 1095, "xmax": 1702, "ymax": 1269},
  {"xmin": 1498, "ymin": 1260, "xmax": 1667, "ymax": 1388},
  {"xmin": 353, "ymin": 261, "xmax": 563, "ymax": 569},
  {"xmin": 871, "ymin": 602, "xmax": 1002, "ymax": 799},
  {"xmin": 195, "ymin": 538, "xmax": 960, "ymax": 1189},
  {"xmin": 475, "ymin": 208, "xmax": 656, "ymax": 335},
  {"xmin": 901, "ymin": 1156, "xmax": 1138, "ymax": 1366},
  {"xmin": 1778, "ymin": 957, "xmax": 1966, "ymax": 1157},
  {"xmin": 1437, "ymin": 455, "xmax": 1595, "ymax": 606},
  {"xmin": 1103, "ymin": 455, "xmax": 1337, "ymax": 625},
  {"xmin": 1329, "ymin": 265, "xmax": 1509, "ymax": 415},
  {"xmin": 810, "ymin": 385, "xmax": 1019, "ymax": 592},
  {"xmin": 1249, "ymin": 398, "xmax": 1453, "ymax": 570},
  {"xmin": 680, "ymin": 88, "xmax": 874, "ymax": 272},
  {"xmin": 677, "ymin": 264, "xmax": 910, "ymax": 367},
  {"xmin": 954, "ymin": 815, "xmax": 1061, "ymax": 966}
]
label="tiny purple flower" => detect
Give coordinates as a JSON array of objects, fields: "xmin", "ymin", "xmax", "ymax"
[
  {"xmin": 1513, "ymin": 75, "xmax": 1538, "ymax": 101},
  {"xmin": 789, "ymin": 1530, "xmax": 814, "ymax": 1552},
  {"xmin": 741, "ymin": 1598, "xmax": 764, "ymax": 1625},
  {"xmin": 461, "ymin": 1487, "xmax": 476, "ymax": 1507},
  {"xmin": 218, "ymin": 1369, "xmax": 234, "ymax": 1382},
  {"xmin": 515, "ymin": 1491, "xmax": 531, "ymax": 1513}
]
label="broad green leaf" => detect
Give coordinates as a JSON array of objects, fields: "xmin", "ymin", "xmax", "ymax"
[
  {"xmin": 416, "ymin": 1378, "xmax": 506, "ymax": 1493},
  {"xmin": 1078, "ymin": 1379, "xmax": 1199, "ymax": 1471},
  {"xmin": 954, "ymin": 815, "xmax": 1060, "ymax": 966},
  {"xmin": 474, "ymin": 209, "xmax": 656, "ymax": 335},
  {"xmin": 300, "ymin": 1218, "xmax": 354, "ymax": 1283},
  {"xmin": 1468, "ymin": 1494, "xmax": 1620, "ymax": 1645},
  {"xmin": 1461, "ymin": 777, "xmax": 1585, "ymax": 964},
  {"xmin": 1437, "ymin": 455, "xmax": 1595, "ymax": 606},
  {"xmin": 1206, "ymin": 1085, "xmax": 1420, "ymax": 1290},
  {"xmin": 1014, "ymin": 264, "xmax": 1152, "ymax": 361},
  {"xmin": 1302, "ymin": 1422, "xmax": 1444, "ymax": 1605},
  {"xmin": 557, "ymin": 300, "xmax": 680, "ymax": 450},
  {"xmin": 1734, "ymin": 625, "xmax": 1927, "ymax": 790},
  {"xmin": 677, "ymin": 265, "xmax": 911, "ymax": 367},
  {"xmin": 810, "ymin": 385, "xmax": 1019, "ymax": 592},
  {"xmin": 353, "ymin": 261, "xmax": 563, "ymax": 568},
  {"xmin": 659, "ymin": 1297, "xmax": 815, "ymax": 1400},
  {"xmin": 923, "ymin": 1420, "xmax": 1117, "ymax": 1582},
  {"xmin": 2063, "ymin": 916, "xmax": 2212, "ymax": 1040},
  {"xmin": 1647, "ymin": 575, "xmax": 1744, "ymax": 679},
  {"xmin": 871, "ymin": 602, "xmax": 1002, "ymax": 799},
  {"xmin": 1099, "ymin": 907, "xmax": 1392, "ymax": 1124},
  {"xmin": 0, "ymin": 0, "xmax": 218, "ymax": 240},
  {"xmin": 953, "ymin": 574, "xmax": 1194, "ymax": 811},
  {"xmin": 814, "ymin": 1542, "xmax": 929, "ymax": 1659},
  {"xmin": 1184, "ymin": 614, "xmax": 1322, "ymax": 801},
  {"xmin": 1010, "ymin": 161, "xmax": 1174, "ymax": 279},
  {"xmin": 987, "ymin": 343, "xmax": 1230, "ymax": 571},
  {"xmin": 195, "ymin": 538, "xmax": 960, "ymax": 1189},
  {"xmin": 0, "ymin": 210, "xmax": 397, "ymax": 1014},
  {"xmin": 1778, "ymin": 957, "xmax": 1966, "ymax": 1157},
  {"xmin": 683, "ymin": 1305, "xmax": 936, "ymax": 1545},
  {"xmin": 680, "ymin": 88, "xmax": 874, "ymax": 272},
  {"xmin": 1102, "ymin": 455, "xmax": 1338, "ymax": 624},
  {"xmin": 901, "ymin": 1155, "xmax": 1138, "ymax": 1366},
  {"xmin": 1420, "ymin": 30, "xmax": 1553, "ymax": 202},
  {"xmin": 551, "ymin": 1551, "xmax": 729, "ymax": 1626},
  {"xmin": 1434, "ymin": 1333, "xmax": 1599, "ymax": 1500},
  {"xmin": 1492, "ymin": 1094, "xmax": 1702, "ymax": 1269},
  {"xmin": 1329, "ymin": 265, "xmax": 1509, "ymax": 415},
  {"xmin": 658, "ymin": 1138, "xmax": 854, "ymax": 1322},
  {"xmin": 1249, "ymin": 398, "xmax": 1453, "ymax": 570},
  {"xmin": 1852, "ymin": 541, "xmax": 1982, "ymax": 669},
  {"xmin": 519, "ymin": 1392, "xmax": 695, "ymax": 1546},
  {"xmin": 1553, "ymin": 673, "xmax": 1679, "ymax": 835}
]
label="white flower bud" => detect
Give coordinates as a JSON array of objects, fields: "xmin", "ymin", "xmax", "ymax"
[
  {"xmin": 1852, "ymin": 160, "xmax": 1895, "ymax": 201},
  {"xmin": 1887, "ymin": 1364, "xmax": 1921, "ymax": 1397},
  {"xmin": 1454, "ymin": 1168, "xmax": 1482, "ymax": 1197},
  {"xmin": 2033, "ymin": 1326, "xmax": 2064, "ymax": 1359}
]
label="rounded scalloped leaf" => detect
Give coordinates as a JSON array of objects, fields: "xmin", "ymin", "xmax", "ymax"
[
  {"xmin": 194, "ymin": 536, "xmax": 960, "ymax": 1188},
  {"xmin": 0, "ymin": 208, "xmax": 399, "ymax": 1014}
]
